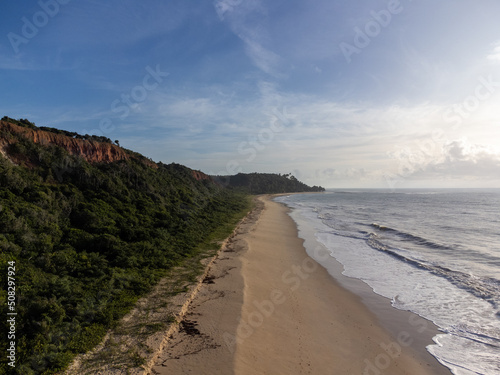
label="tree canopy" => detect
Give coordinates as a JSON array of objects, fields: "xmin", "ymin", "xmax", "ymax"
[{"xmin": 0, "ymin": 124, "xmax": 249, "ymax": 374}]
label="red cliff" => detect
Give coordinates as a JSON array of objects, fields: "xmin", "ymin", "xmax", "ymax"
[
  {"xmin": 0, "ymin": 120, "xmax": 216, "ymax": 183},
  {"xmin": 0, "ymin": 120, "xmax": 129, "ymax": 164},
  {"xmin": 191, "ymin": 170, "xmax": 212, "ymax": 182}
]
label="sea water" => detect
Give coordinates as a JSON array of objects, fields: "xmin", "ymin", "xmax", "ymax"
[{"xmin": 274, "ymin": 189, "xmax": 500, "ymax": 375}]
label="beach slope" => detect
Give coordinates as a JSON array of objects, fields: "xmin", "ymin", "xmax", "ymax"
[{"xmin": 152, "ymin": 195, "xmax": 449, "ymax": 374}]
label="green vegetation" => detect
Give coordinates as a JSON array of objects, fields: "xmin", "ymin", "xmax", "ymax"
[
  {"xmin": 1, "ymin": 117, "xmax": 37, "ymax": 129},
  {"xmin": 0, "ymin": 117, "xmax": 323, "ymax": 374},
  {"xmin": 0, "ymin": 124, "xmax": 250, "ymax": 374},
  {"xmin": 1, "ymin": 116, "xmax": 113, "ymax": 144},
  {"xmin": 72, "ymin": 200, "xmax": 252, "ymax": 373},
  {"xmin": 218, "ymin": 172, "xmax": 325, "ymax": 194}
]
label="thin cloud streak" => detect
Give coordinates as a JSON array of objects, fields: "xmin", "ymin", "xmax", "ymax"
[{"xmin": 214, "ymin": 0, "xmax": 285, "ymax": 78}]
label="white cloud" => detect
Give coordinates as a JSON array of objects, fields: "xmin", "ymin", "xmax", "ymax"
[
  {"xmin": 161, "ymin": 98, "xmax": 217, "ymax": 120},
  {"xmin": 214, "ymin": 0, "xmax": 284, "ymax": 78},
  {"xmin": 427, "ymin": 139, "xmax": 500, "ymax": 178},
  {"xmin": 73, "ymin": 78, "xmax": 499, "ymax": 188},
  {"xmin": 487, "ymin": 42, "xmax": 500, "ymax": 63},
  {"xmin": 385, "ymin": 138, "xmax": 500, "ymax": 186},
  {"xmin": 241, "ymin": 37, "xmax": 283, "ymax": 77}
]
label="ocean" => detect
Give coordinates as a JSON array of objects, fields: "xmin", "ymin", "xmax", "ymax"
[{"xmin": 274, "ymin": 189, "xmax": 500, "ymax": 375}]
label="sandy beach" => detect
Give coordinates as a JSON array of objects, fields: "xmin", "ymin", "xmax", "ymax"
[{"xmin": 150, "ymin": 195, "xmax": 451, "ymax": 375}]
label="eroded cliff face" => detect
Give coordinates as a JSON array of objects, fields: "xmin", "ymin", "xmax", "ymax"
[
  {"xmin": 0, "ymin": 121, "xmax": 129, "ymax": 164},
  {"xmin": 0, "ymin": 143, "xmax": 7, "ymax": 160},
  {"xmin": 191, "ymin": 170, "xmax": 212, "ymax": 182},
  {"xmin": 0, "ymin": 120, "xmax": 215, "ymax": 184}
]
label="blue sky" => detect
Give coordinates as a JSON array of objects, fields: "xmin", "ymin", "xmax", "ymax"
[{"xmin": 1, "ymin": 0, "xmax": 500, "ymax": 188}]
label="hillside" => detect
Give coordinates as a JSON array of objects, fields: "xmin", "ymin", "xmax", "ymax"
[
  {"xmin": 0, "ymin": 117, "xmax": 324, "ymax": 374},
  {"xmin": 0, "ymin": 118, "xmax": 250, "ymax": 374},
  {"xmin": 218, "ymin": 172, "xmax": 325, "ymax": 194},
  {"xmin": 0, "ymin": 117, "xmax": 129, "ymax": 164}
]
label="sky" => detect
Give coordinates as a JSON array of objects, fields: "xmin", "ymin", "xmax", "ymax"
[{"xmin": 1, "ymin": 0, "xmax": 500, "ymax": 188}]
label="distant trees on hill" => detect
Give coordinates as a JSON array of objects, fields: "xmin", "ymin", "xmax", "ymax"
[
  {"xmin": 215, "ymin": 172, "xmax": 325, "ymax": 194},
  {"xmin": 1, "ymin": 116, "xmax": 36, "ymax": 129},
  {"xmin": 1, "ymin": 116, "xmax": 113, "ymax": 144}
]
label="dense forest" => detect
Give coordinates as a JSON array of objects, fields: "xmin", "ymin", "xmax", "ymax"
[
  {"xmin": 219, "ymin": 172, "xmax": 325, "ymax": 194},
  {"xmin": 0, "ymin": 120, "xmax": 252, "ymax": 374},
  {"xmin": 0, "ymin": 118, "xmax": 324, "ymax": 374}
]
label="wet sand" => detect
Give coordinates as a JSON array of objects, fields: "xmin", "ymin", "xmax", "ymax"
[{"xmin": 150, "ymin": 195, "xmax": 450, "ymax": 374}]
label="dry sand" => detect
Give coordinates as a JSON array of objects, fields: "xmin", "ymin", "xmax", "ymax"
[
  {"xmin": 151, "ymin": 195, "xmax": 451, "ymax": 375},
  {"xmin": 149, "ymin": 198, "xmax": 262, "ymax": 375}
]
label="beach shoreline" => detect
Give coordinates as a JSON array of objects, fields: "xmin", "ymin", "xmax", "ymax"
[
  {"xmin": 282, "ymin": 194, "xmax": 452, "ymax": 374},
  {"xmin": 151, "ymin": 194, "xmax": 451, "ymax": 374}
]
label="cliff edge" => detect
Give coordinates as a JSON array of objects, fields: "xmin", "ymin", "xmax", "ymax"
[{"xmin": 0, "ymin": 120, "xmax": 129, "ymax": 164}]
